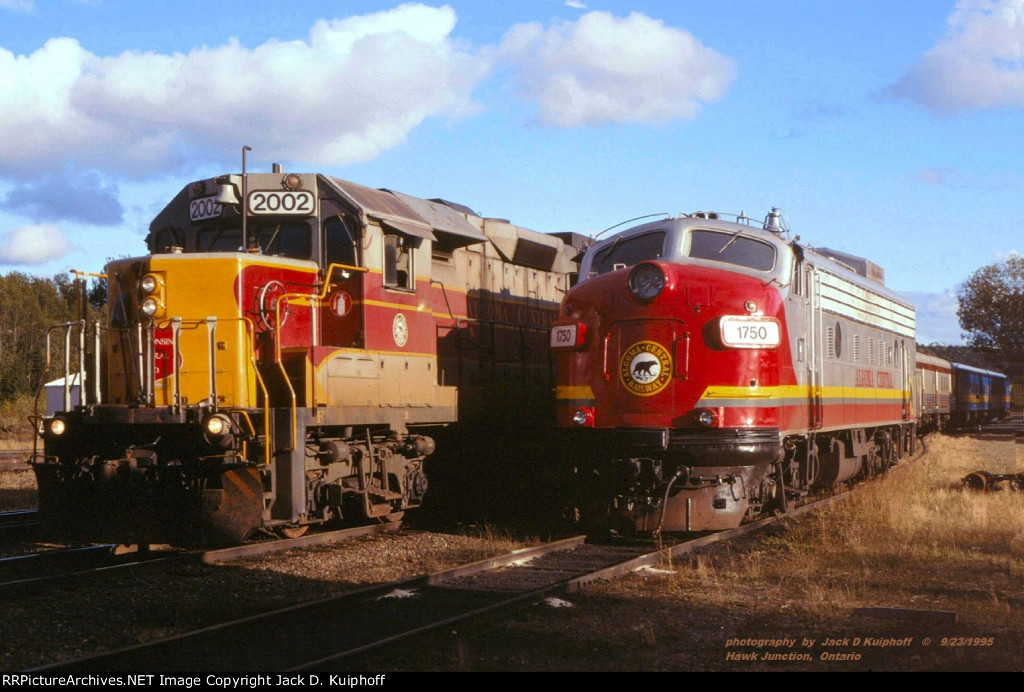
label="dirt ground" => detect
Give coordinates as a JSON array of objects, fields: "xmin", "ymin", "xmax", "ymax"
[
  {"xmin": 2, "ymin": 431, "xmax": 1021, "ymax": 672},
  {"xmin": 344, "ymin": 432, "xmax": 1024, "ymax": 672}
]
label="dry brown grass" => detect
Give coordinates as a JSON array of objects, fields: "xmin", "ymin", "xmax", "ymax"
[
  {"xmin": 703, "ymin": 435, "xmax": 1024, "ymax": 610},
  {"xmin": 0, "ymin": 394, "xmax": 37, "ymax": 450},
  {"xmin": 0, "ymin": 464, "xmax": 36, "ymax": 511},
  {"xmin": 3, "ymin": 431, "xmax": 1021, "ymax": 670},
  {"xmin": 348, "ymin": 433, "xmax": 1024, "ymax": 671}
]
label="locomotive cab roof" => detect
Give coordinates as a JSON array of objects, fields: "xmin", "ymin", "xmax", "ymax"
[
  {"xmin": 146, "ymin": 171, "xmax": 587, "ymax": 275},
  {"xmin": 578, "ymin": 211, "xmax": 796, "ymax": 285},
  {"xmin": 576, "ymin": 210, "xmax": 913, "ymax": 326}
]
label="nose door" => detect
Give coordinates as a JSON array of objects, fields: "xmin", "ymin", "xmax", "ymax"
[{"xmin": 606, "ymin": 318, "xmax": 687, "ymax": 420}]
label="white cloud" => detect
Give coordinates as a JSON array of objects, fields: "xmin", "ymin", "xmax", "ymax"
[
  {"xmin": 498, "ymin": 11, "xmax": 735, "ymax": 127},
  {"xmin": 0, "ymin": 224, "xmax": 70, "ymax": 265},
  {"xmin": 917, "ymin": 168, "xmax": 947, "ymax": 185},
  {"xmin": 0, "ymin": 0, "xmax": 33, "ymax": 12},
  {"xmin": 900, "ymin": 290, "xmax": 964, "ymax": 345},
  {"xmin": 565, "ymin": 1, "xmax": 587, "ymax": 8},
  {"xmin": 886, "ymin": 0, "xmax": 1024, "ymax": 112},
  {"xmin": 0, "ymin": 4, "xmax": 490, "ymax": 176}
]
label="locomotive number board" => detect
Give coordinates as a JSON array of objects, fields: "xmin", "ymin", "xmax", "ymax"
[
  {"xmin": 550, "ymin": 323, "xmax": 578, "ymax": 349},
  {"xmin": 248, "ymin": 190, "xmax": 317, "ymax": 215},
  {"xmin": 719, "ymin": 316, "xmax": 781, "ymax": 348},
  {"xmin": 189, "ymin": 195, "xmax": 223, "ymax": 222}
]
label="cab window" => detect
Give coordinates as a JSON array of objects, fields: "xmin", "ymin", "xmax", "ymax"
[
  {"xmin": 383, "ymin": 234, "xmax": 414, "ymax": 290},
  {"xmin": 150, "ymin": 227, "xmax": 184, "ymax": 253},
  {"xmin": 194, "ymin": 222, "xmax": 311, "ymax": 258},
  {"xmin": 324, "ymin": 216, "xmax": 359, "ymax": 268},
  {"xmin": 688, "ymin": 229, "xmax": 776, "ymax": 272},
  {"xmin": 590, "ymin": 231, "xmax": 666, "ymax": 275},
  {"xmin": 196, "ymin": 226, "xmax": 242, "ymax": 252},
  {"xmin": 250, "ymin": 222, "xmax": 311, "ymax": 259}
]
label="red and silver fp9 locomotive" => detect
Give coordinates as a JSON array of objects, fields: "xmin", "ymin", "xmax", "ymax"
[
  {"xmin": 551, "ymin": 209, "xmax": 917, "ymax": 533},
  {"xmin": 32, "ymin": 164, "xmax": 582, "ymax": 546}
]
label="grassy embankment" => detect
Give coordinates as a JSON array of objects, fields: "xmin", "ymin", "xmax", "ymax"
[
  {"xmin": 0, "ymin": 394, "xmax": 38, "ymax": 510},
  {"xmin": 367, "ymin": 432, "xmax": 1024, "ymax": 671}
]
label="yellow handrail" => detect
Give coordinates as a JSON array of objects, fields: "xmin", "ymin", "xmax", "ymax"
[{"xmin": 273, "ymin": 263, "xmax": 367, "ymax": 451}]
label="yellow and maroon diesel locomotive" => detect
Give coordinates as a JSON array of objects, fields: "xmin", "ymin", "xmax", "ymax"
[
  {"xmin": 551, "ymin": 209, "xmax": 918, "ymax": 533},
  {"xmin": 32, "ymin": 165, "xmax": 583, "ymax": 546}
]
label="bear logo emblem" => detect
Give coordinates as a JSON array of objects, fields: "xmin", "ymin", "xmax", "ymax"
[
  {"xmin": 620, "ymin": 341, "xmax": 672, "ymax": 396},
  {"xmin": 632, "ymin": 359, "xmax": 659, "ymax": 380}
]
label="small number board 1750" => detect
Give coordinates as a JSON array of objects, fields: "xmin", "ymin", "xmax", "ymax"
[{"xmin": 551, "ymin": 324, "xmax": 578, "ymax": 349}]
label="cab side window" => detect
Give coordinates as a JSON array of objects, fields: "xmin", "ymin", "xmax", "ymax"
[
  {"xmin": 383, "ymin": 233, "xmax": 413, "ymax": 290},
  {"xmin": 324, "ymin": 216, "xmax": 359, "ymax": 268}
]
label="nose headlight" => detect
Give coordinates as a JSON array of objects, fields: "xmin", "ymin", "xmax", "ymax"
[
  {"xmin": 628, "ymin": 263, "xmax": 666, "ymax": 302},
  {"xmin": 202, "ymin": 413, "xmax": 234, "ymax": 448},
  {"xmin": 140, "ymin": 297, "xmax": 161, "ymax": 317},
  {"xmin": 49, "ymin": 418, "xmax": 66, "ymax": 436},
  {"xmin": 140, "ymin": 274, "xmax": 159, "ymax": 294}
]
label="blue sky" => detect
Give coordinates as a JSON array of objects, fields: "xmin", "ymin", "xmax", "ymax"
[{"xmin": 1, "ymin": 1, "xmax": 1023, "ymax": 345}]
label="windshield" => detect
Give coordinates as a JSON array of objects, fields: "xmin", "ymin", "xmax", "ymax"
[
  {"xmin": 688, "ymin": 229, "xmax": 776, "ymax": 272},
  {"xmin": 195, "ymin": 221, "xmax": 312, "ymax": 259},
  {"xmin": 589, "ymin": 231, "xmax": 666, "ymax": 275}
]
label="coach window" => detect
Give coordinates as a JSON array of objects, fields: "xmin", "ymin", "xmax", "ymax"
[{"xmin": 383, "ymin": 233, "xmax": 414, "ymax": 290}]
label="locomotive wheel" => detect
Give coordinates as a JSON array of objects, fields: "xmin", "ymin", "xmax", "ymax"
[
  {"xmin": 864, "ymin": 447, "xmax": 883, "ymax": 477},
  {"xmin": 962, "ymin": 472, "xmax": 989, "ymax": 491},
  {"xmin": 378, "ymin": 511, "xmax": 404, "ymax": 524},
  {"xmin": 278, "ymin": 525, "xmax": 309, "ymax": 539}
]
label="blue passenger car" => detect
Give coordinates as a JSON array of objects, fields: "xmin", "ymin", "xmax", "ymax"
[{"xmin": 949, "ymin": 362, "xmax": 1011, "ymax": 428}]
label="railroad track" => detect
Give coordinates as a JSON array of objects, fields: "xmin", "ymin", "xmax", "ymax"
[
  {"xmin": 0, "ymin": 509, "xmax": 38, "ymax": 530},
  {"xmin": 28, "ymin": 494, "xmax": 846, "ymax": 673},
  {"xmin": 0, "ymin": 544, "xmax": 192, "ymax": 597},
  {"xmin": 0, "ymin": 522, "xmax": 404, "ymax": 600},
  {"xmin": 0, "ymin": 449, "xmax": 32, "ymax": 471}
]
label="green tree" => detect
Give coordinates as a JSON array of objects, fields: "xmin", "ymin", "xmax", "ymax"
[
  {"xmin": 0, "ymin": 272, "xmax": 78, "ymax": 402},
  {"xmin": 916, "ymin": 342, "xmax": 1007, "ymax": 374},
  {"xmin": 956, "ymin": 255, "xmax": 1024, "ymax": 357}
]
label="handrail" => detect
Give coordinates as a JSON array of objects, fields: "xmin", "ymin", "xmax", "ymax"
[
  {"xmin": 429, "ymin": 279, "xmax": 463, "ymax": 327},
  {"xmin": 43, "ymin": 321, "xmax": 86, "ymax": 413},
  {"xmin": 155, "ymin": 315, "xmax": 271, "ymax": 468},
  {"xmin": 237, "ymin": 316, "xmax": 270, "ymax": 468},
  {"xmin": 273, "ymin": 262, "xmax": 367, "ymax": 452},
  {"xmin": 206, "ymin": 317, "xmax": 217, "ymax": 410}
]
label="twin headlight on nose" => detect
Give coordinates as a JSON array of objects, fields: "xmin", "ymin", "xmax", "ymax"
[
  {"xmin": 627, "ymin": 263, "xmax": 666, "ymax": 302},
  {"xmin": 139, "ymin": 273, "xmax": 165, "ymax": 319}
]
